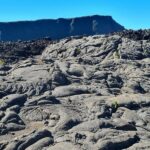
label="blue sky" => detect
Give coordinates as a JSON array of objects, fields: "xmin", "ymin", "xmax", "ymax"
[{"xmin": 0, "ymin": 0, "xmax": 149, "ymax": 29}]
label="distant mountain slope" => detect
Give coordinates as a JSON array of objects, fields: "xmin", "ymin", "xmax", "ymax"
[{"xmin": 0, "ymin": 15, "xmax": 125, "ymax": 41}]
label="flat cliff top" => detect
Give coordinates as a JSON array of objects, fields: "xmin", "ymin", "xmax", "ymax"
[{"xmin": 0, "ymin": 15, "xmax": 124, "ymax": 41}]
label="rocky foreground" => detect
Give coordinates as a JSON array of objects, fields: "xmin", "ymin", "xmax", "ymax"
[{"xmin": 0, "ymin": 30, "xmax": 150, "ymax": 150}]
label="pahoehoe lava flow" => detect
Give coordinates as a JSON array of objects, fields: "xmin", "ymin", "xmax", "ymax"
[{"xmin": 0, "ymin": 29, "xmax": 150, "ymax": 150}]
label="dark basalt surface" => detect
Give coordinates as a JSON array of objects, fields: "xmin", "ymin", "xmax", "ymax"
[
  {"xmin": 0, "ymin": 30, "xmax": 150, "ymax": 150},
  {"xmin": 0, "ymin": 15, "xmax": 124, "ymax": 41},
  {"xmin": 113, "ymin": 29, "xmax": 150, "ymax": 40},
  {"xmin": 0, "ymin": 39, "xmax": 51, "ymax": 64}
]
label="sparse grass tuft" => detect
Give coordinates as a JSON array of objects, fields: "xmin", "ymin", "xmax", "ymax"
[
  {"xmin": 0, "ymin": 59, "xmax": 5, "ymax": 65},
  {"xmin": 76, "ymin": 48, "xmax": 81, "ymax": 52},
  {"xmin": 111, "ymin": 101, "xmax": 119, "ymax": 110},
  {"xmin": 113, "ymin": 50, "xmax": 120, "ymax": 59},
  {"xmin": 144, "ymin": 49, "xmax": 150, "ymax": 56}
]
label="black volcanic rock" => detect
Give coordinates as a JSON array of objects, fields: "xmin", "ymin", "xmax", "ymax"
[
  {"xmin": 0, "ymin": 15, "xmax": 124, "ymax": 41},
  {"xmin": 0, "ymin": 40, "xmax": 51, "ymax": 64},
  {"xmin": 113, "ymin": 29, "xmax": 150, "ymax": 40}
]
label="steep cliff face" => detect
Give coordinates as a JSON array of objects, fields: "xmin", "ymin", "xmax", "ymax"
[{"xmin": 0, "ymin": 15, "xmax": 125, "ymax": 41}]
